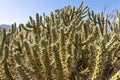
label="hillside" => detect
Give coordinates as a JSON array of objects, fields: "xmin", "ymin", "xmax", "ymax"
[{"xmin": 0, "ymin": 24, "xmax": 10, "ymax": 29}]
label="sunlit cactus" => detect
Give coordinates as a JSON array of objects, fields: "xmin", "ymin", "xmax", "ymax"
[
  {"xmin": 0, "ymin": 1, "xmax": 120, "ymax": 80},
  {"xmin": 110, "ymin": 71, "xmax": 120, "ymax": 80}
]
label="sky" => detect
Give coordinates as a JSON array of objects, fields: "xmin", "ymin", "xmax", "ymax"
[{"xmin": 0, "ymin": 0, "xmax": 120, "ymax": 25}]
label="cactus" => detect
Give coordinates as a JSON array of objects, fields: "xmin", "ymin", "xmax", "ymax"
[
  {"xmin": 0, "ymin": 29, "xmax": 6, "ymax": 56},
  {"xmin": 42, "ymin": 48, "xmax": 52, "ymax": 80},
  {"xmin": 0, "ymin": 45, "xmax": 9, "ymax": 64},
  {"xmin": 14, "ymin": 52, "xmax": 29, "ymax": 80},
  {"xmin": 53, "ymin": 44, "xmax": 64, "ymax": 80},
  {"xmin": 3, "ymin": 46, "xmax": 13, "ymax": 80},
  {"xmin": 16, "ymin": 64, "xmax": 29, "ymax": 80},
  {"xmin": 110, "ymin": 71, "xmax": 120, "ymax": 80},
  {"xmin": 3, "ymin": 61, "xmax": 14, "ymax": 80},
  {"xmin": 92, "ymin": 38, "xmax": 105, "ymax": 80},
  {"xmin": 0, "ymin": 1, "xmax": 120, "ymax": 80}
]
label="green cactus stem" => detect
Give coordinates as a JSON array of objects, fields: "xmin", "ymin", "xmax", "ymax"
[
  {"xmin": 110, "ymin": 71, "xmax": 120, "ymax": 80},
  {"xmin": 4, "ymin": 61, "xmax": 14, "ymax": 80},
  {"xmin": 0, "ymin": 46, "xmax": 9, "ymax": 64},
  {"xmin": 16, "ymin": 64, "xmax": 30, "ymax": 80},
  {"xmin": 53, "ymin": 44, "xmax": 64, "ymax": 80},
  {"xmin": 42, "ymin": 48, "xmax": 52, "ymax": 80}
]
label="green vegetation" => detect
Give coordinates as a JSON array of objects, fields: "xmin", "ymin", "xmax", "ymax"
[{"xmin": 0, "ymin": 1, "xmax": 120, "ymax": 80}]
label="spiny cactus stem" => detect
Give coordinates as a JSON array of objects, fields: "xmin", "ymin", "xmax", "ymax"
[
  {"xmin": 4, "ymin": 61, "xmax": 13, "ymax": 80},
  {"xmin": 53, "ymin": 45, "xmax": 64, "ymax": 80},
  {"xmin": 16, "ymin": 64, "xmax": 29, "ymax": 80}
]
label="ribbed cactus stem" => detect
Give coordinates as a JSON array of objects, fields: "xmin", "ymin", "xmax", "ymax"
[
  {"xmin": 97, "ymin": 14, "xmax": 104, "ymax": 36},
  {"xmin": 67, "ymin": 43, "xmax": 72, "ymax": 71},
  {"xmin": 20, "ymin": 24, "xmax": 32, "ymax": 32},
  {"xmin": 0, "ymin": 46, "xmax": 9, "ymax": 64},
  {"xmin": 92, "ymin": 39, "xmax": 105, "ymax": 80},
  {"xmin": 16, "ymin": 64, "xmax": 29, "ymax": 80},
  {"xmin": 36, "ymin": 13, "xmax": 40, "ymax": 28},
  {"xmin": 0, "ymin": 29, "xmax": 6, "ymax": 57},
  {"xmin": 52, "ymin": 28, "xmax": 58, "ymax": 43},
  {"xmin": 110, "ymin": 71, "xmax": 120, "ymax": 80},
  {"xmin": 4, "ymin": 61, "xmax": 14, "ymax": 80},
  {"xmin": 32, "ymin": 44, "xmax": 42, "ymax": 74},
  {"xmin": 1, "ymin": 45, "xmax": 13, "ymax": 80},
  {"xmin": 92, "ymin": 51, "xmax": 103, "ymax": 80},
  {"xmin": 61, "ymin": 11, "xmax": 67, "ymax": 26},
  {"xmin": 103, "ymin": 14, "xmax": 108, "ymax": 39},
  {"xmin": 24, "ymin": 41, "xmax": 32, "ymax": 58},
  {"xmin": 19, "ymin": 33, "xmax": 24, "ymax": 42},
  {"xmin": 60, "ymin": 28, "xmax": 66, "ymax": 63},
  {"xmin": 42, "ymin": 48, "xmax": 52, "ymax": 80},
  {"xmin": 13, "ymin": 52, "xmax": 29, "ymax": 80},
  {"xmin": 14, "ymin": 52, "xmax": 21, "ymax": 65},
  {"xmin": 18, "ymin": 24, "xmax": 22, "ymax": 32},
  {"xmin": 83, "ymin": 23, "xmax": 88, "ymax": 39},
  {"xmin": 53, "ymin": 45, "xmax": 64, "ymax": 80},
  {"xmin": 11, "ymin": 23, "xmax": 16, "ymax": 34},
  {"xmin": 73, "ymin": 33, "xmax": 79, "ymax": 62},
  {"xmin": 24, "ymin": 40, "xmax": 42, "ymax": 79},
  {"xmin": 51, "ymin": 12, "xmax": 55, "ymax": 26}
]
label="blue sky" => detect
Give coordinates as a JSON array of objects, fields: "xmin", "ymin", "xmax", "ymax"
[{"xmin": 0, "ymin": 0, "xmax": 120, "ymax": 25}]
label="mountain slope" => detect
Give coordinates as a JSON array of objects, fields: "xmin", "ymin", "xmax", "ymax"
[{"xmin": 0, "ymin": 24, "xmax": 10, "ymax": 29}]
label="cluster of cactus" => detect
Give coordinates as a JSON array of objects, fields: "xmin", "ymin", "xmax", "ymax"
[{"xmin": 0, "ymin": 1, "xmax": 120, "ymax": 80}]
